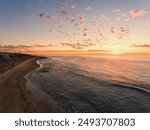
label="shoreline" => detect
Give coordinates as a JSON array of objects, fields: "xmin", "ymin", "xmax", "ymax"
[{"xmin": 0, "ymin": 56, "xmax": 51, "ymax": 112}]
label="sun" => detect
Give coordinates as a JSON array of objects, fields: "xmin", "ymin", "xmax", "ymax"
[{"xmin": 110, "ymin": 50, "xmax": 123, "ymax": 55}]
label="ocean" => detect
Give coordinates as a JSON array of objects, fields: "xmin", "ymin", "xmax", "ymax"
[{"xmin": 25, "ymin": 55, "xmax": 150, "ymax": 112}]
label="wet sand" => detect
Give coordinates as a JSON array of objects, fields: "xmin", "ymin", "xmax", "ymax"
[{"xmin": 0, "ymin": 57, "xmax": 54, "ymax": 112}]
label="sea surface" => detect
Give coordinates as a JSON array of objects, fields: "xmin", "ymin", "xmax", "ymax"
[{"xmin": 26, "ymin": 55, "xmax": 150, "ymax": 112}]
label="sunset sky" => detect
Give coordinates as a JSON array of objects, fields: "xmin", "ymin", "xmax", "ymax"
[{"xmin": 0, "ymin": 0, "xmax": 150, "ymax": 54}]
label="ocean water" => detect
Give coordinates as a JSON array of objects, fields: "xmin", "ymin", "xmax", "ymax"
[{"xmin": 26, "ymin": 55, "xmax": 150, "ymax": 112}]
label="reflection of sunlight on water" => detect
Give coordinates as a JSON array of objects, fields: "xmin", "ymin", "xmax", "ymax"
[
  {"xmin": 26, "ymin": 55, "xmax": 150, "ymax": 112},
  {"xmin": 36, "ymin": 55, "xmax": 150, "ymax": 88},
  {"xmin": 76, "ymin": 55, "xmax": 150, "ymax": 87}
]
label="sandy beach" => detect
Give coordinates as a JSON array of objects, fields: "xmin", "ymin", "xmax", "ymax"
[{"xmin": 0, "ymin": 56, "xmax": 53, "ymax": 112}]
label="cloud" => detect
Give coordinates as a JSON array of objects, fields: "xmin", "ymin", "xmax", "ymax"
[
  {"xmin": 122, "ymin": 13, "xmax": 127, "ymax": 17},
  {"xmin": 129, "ymin": 9, "xmax": 147, "ymax": 17},
  {"xmin": 79, "ymin": 15, "xmax": 86, "ymax": 25},
  {"xmin": 112, "ymin": 9, "xmax": 120, "ymax": 13},
  {"xmin": 82, "ymin": 28, "xmax": 90, "ymax": 36},
  {"xmin": 48, "ymin": 44, "xmax": 58, "ymax": 47},
  {"xmin": 83, "ymin": 33, "xmax": 87, "ymax": 36},
  {"xmin": 110, "ymin": 27, "xmax": 130, "ymax": 40},
  {"xmin": 0, "ymin": 44, "xmax": 58, "ymax": 52},
  {"xmin": 61, "ymin": 42, "xmax": 96, "ymax": 49},
  {"xmin": 60, "ymin": 4, "xmax": 65, "ymax": 9},
  {"xmin": 0, "ymin": 45, "xmax": 32, "ymax": 49},
  {"xmin": 110, "ymin": 27, "xmax": 115, "ymax": 34},
  {"xmin": 70, "ymin": 5, "xmax": 76, "ymax": 9},
  {"xmin": 61, "ymin": 10, "xmax": 70, "ymax": 17},
  {"xmin": 82, "ymin": 28, "xmax": 89, "ymax": 32},
  {"xmin": 86, "ymin": 6, "xmax": 92, "ymax": 11},
  {"xmin": 39, "ymin": 13, "xmax": 57, "ymax": 21},
  {"xmin": 39, "ymin": 13, "xmax": 44, "ymax": 17},
  {"xmin": 0, "ymin": 45, "xmax": 33, "ymax": 52},
  {"xmin": 91, "ymin": 20, "xmax": 96, "ymax": 25},
  {"xmin": 133, "ymin": 43, "xmax": 150, "ymax": 48},
  {"xmin": 70, "ymin": 19, "xmax": 76, "ymax": 22},
  {"xmin": 115, "ymin": 17, "xmax": 121, "ymax": 21},
  {"xmin": 124, "ymin": 17, "xmax": 130, "ymax": 22}
]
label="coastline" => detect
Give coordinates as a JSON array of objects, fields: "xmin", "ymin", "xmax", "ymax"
[
  {"xmin": 0, "ymin": 55, "xmax": 149, "ymax": 113},
  {"xmin": 0, "ymin": 56, "xmax": 51, "ymax": 112}
]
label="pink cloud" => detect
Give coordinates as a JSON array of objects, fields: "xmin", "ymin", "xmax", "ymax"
[
  {"xmin": 129, "ymin": 9, "xmax": 147, "ymax": 17},
  {"xmin": 115, "ymin": 17, "xmax": 121, "ymax": 21},
  {"xmin": 79, "ymin": 15, "xmax": 86, "ymax": 25}
]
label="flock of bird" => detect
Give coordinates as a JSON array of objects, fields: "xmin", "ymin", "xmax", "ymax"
[
  {"xmin": 1, "ymin": 1, "xmax": 135, "ymax": 52},
  {"xmin": 38, "ymin": 1, "xmax": 130, "ymax": 49}
]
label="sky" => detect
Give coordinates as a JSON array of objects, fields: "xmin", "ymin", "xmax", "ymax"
[{"xmin": 0, "ymin": 0, "xmax": 150, "ymax": 54}]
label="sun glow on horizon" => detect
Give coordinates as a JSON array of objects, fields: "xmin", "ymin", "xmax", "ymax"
[
  {"xmin": 106, "ymin": 44, "xmax": 129, "ymax": 55},
  {"xmin": 0, "ymin": 0, "xmax": 150, "ymax": 55}
]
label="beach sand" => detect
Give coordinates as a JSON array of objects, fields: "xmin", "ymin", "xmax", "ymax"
[{"xmin": 0, "ymin": 57, "xmax": 54, "ymax": 112}]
